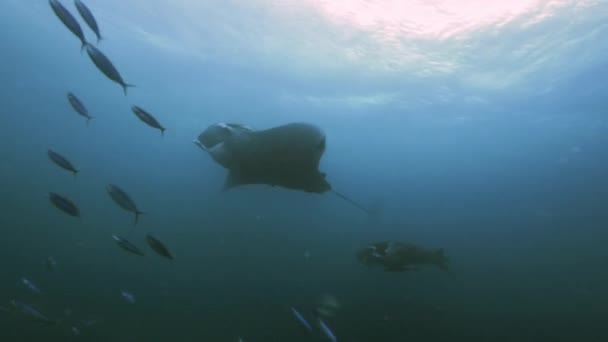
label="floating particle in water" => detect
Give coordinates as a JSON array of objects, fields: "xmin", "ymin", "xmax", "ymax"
[
  {"xmin": 121, "ymin": 291, "xmax": 135, "ymax": 304},
  {"xmin": 81, "ymin": 319, "xmax": 98, "ymax": 327},
  {"xmin": 46, "ymin": 257, "xmax": 58, "ymax": 272}
]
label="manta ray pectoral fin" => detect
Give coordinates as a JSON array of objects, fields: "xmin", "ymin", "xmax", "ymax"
[
  {"xmin": 224, "ymin": 170, "xmax": 249, "ymax": 190},
  {"xmin": 223, "ymin": 172, "xmax": 237, "ymax": 191},
  {"xmin": 318, "ymin": 137, "xmax": 326, "ymax": 151}
]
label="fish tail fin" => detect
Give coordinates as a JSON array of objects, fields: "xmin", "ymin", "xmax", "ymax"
[
  {"xmin": 97, "ymin": 36, "xmax": 103, "ymax": 44},
  {"xmin": 161, "ymin": 128, "xmax": 166, "ymax": 137},
  {"xmin": 122, "ymin": 83, "xmax": 136, "ymax": 96},
  {"xmin": 73, "ymin": 170, "xmax": 79, "ymax": 178},
  {"xmin": 86, "ymin": 116, "xmax": 94, "ymax": 125},
  {"xmin": 134, "ymin": 211, "xmax": 144, "ymax": 226},
  {"xmin": 80, "ymin": 41, "xmax": 88, "ymax": 53},
  {"xmin": 435, "ymin": 249, "xmax": 449, "ymax": 271}
]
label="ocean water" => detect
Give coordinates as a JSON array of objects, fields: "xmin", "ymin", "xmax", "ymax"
[{"xmin": 1, "ymin": 0, "xmax": 608, "ymax": 341}]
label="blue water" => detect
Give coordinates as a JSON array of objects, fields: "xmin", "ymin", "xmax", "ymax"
[{"xmin": 1, "ymin": 0, "xmax": 608, "ymax": 341}]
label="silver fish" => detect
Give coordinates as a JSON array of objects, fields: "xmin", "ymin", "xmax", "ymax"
[
  {"xmin": 318, "ymin": 319, "xmax": 337, "ymax": 342},
  {"xmin": 49, "ymin": 192, "xmax": 80, "ymax": 217},
  {"xmin": 106, "ymin": 184, "xmax": 143, "ymax": 225},
  {"xmin": 74, "ymin": 0, "xmax": 102, "ymax": 43},
  {"xmin": 48, "ymin": 149, "xmax": 78, "ymax": 176},
  {"xmin": 21, "ymin": 278, "xmax": 42, "ymax": 295},
  {"xmin": 112, "ymin": 235, "xmax": 144, "ymax": 256},
  {"xmin": 67, "ymin": 92, "xmax": 93, "ymax": 123},
  {"xmin": 85, "ymin": 44, "xmax": 134, "ymax": 95},
  {"xmin": 291, "ymin": 307, "xmax": 313, "ymax": 332},
  {"xmin": 48, "ymin": 0, "xmax": 87, "ymax": 50},
  {"xmin": 10, "ymin": 300, "xmax": 57, "ymax": 325},
  {"xmin": 131, "ymin": 106, "xmax": 166, "ymax": 136}
]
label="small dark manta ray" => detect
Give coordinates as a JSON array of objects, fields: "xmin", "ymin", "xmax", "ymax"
[
  {"xmin": 67, "ymin": 92, "xmax": 93, "ymax": 123},
  {"xmin": 131, "ymin": 106, "xmax": 166, "ymax": 136},
  {"xmin": 356, "ymin": 241, "xmax": 449, "ymax": 272},
  {"xmin": 48, "ymin": 149, "xmax": 78, "ymax": 176},
  {"xmin": 106, "ymin": 184, "xmax": 143, "ymax": 225},
  {"xmin": 146, "ymin": 234, "xmax": 173, "ymax": 260},
  {"xmin": 49, "ymin": 0, "xmax": 87, "ymax": 50},
  {"xmin": 195, "ymin": 122, "xmax": 373, "ymax": 214},
  {"xmin": 85, "ymin": 44, "xmax": 134, "ymax": 95},
  {"xmin": 49, "ymin": 192, "xmax": 80, "ymax": 217},
  {"xmin": 112, "ymin": 235, "xmax": 144, "ymax": 256},
  {"xmin": 74, "ymin": 0, "xmax": 102, "ymax": 43}
]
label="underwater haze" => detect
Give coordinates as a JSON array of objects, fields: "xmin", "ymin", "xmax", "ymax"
[{"xmin": 1, "ymin": 0, "xmax": 608, "ymax": 341}]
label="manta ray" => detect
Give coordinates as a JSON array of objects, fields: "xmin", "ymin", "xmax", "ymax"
[
  {"xmin": 195, "ymin": 122, "xmax": 373, "ymax": 214},
  {"xmin": 195, "ymin": 122, "xmax": 330, "ymax": 193}
]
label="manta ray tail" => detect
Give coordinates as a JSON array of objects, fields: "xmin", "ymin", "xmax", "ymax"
[{"xmin": 331, "ymin": 190, "xmax": 380, "ymax": 219}]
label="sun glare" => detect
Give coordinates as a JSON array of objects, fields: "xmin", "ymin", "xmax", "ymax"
[
  {"xmin": 305, "ymin": 0, "xmax": 554, "ymax": 39},
  {"xmin": 115, "ymin": 0, "xmax": 597, "ymax": 83}
]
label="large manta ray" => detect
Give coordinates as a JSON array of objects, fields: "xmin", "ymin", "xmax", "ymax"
[{"xmin": 195, "ymin": 122, "xmax": 331, "ymax": 193}]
